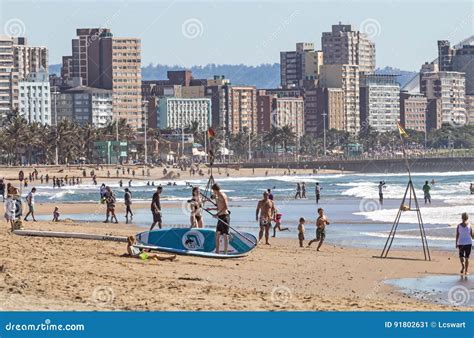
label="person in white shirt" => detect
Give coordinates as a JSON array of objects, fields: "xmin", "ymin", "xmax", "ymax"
[{"xmin": 456, "ymin": 212, "xmax": 474, "ymax": 275}]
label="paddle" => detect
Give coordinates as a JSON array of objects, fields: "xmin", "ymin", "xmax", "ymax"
[{"xmin": 186, "ymin": 184, "xmax": 255, "ymax": 246}]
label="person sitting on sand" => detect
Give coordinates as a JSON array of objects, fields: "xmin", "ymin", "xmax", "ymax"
[
  {"xmin": 272, "ymin": 211, "xmax": 289, "ymax": 237},
  {"xmin": 126, "ymin": 236, "xmax": 176, "ymax": 262},
  {"xmin": 308, "ymin": 208, "xmax": 330, "ymax": 251},
  {"xmin": 456, "ymin": 212, "xmax": 473, "ymax": 275},
  {"xmin": 256, "ymin": 191, "xmax": 275, "ymax": 245},
  {"xmin": 298, "ymin": 217, "xmax": 306, "ymax": 248},
  {"xmin": 52, "ymin": 207, "xmax": 60, "ymax": 222}
]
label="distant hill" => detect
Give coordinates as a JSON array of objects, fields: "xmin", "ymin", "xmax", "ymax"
[
  {"xmin": 49, "ymin": 63, "xmax": 417, "ymax": 89},
  {"xmin": 374, "ymin": 66, "xmax": 417, "ymax": 88}
]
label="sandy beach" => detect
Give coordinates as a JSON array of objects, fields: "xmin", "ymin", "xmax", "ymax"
[{"xmin": 0, "ymin": 217, "xmax": 468, "ymax": 311}]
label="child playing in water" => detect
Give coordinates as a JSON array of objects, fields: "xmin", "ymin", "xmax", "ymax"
[
  {"xmin": 298, "ymin": 217, "xmax": 305, "ymax": 247},
  {"xmin": 52, "ymin": 207, "xmax": 60, "ymax": 222},
  {"xmin": 126, "ymin": 236, "xmax": 176, "ymax": 262}
]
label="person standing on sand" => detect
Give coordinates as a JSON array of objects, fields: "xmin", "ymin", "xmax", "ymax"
[
  {"xmin": 298, "ymin": 217, "xmax": 306, "ymax": 247},
  {"xmin": 378, "ymin": 181, "xmax": 386, "ymax": 205},
  {"xmin": 124, "ymin": 188, "xmax": 133, "ymax": 221},
  {"xmin": 308, "ymin": 208, "xmax": 330, "ymax": 251},
  {"xmin": 456, "ymin": 212, "xmax": 473, "ymax": 275},
  {"xmin": 207, "ymin": 183, "xmax": 230, "ymax": 254},
  {"xmin": 103, "ymin": 187, "xmax": 118, "ymax": 224},
  {"xmin": 150, "ymin": 186, "xmax": 163, "ymax": 230},
  {"xmin": 256, "ymin": 191, "xmax": 275, "ymax": 245},
  {"xmin": 24, "ymin": 187, "xmax": 37, "ymax": 222},
  {"xmin": 422, "ymin": 181, "xmax": 431, "ymax": 204},
  {"xmin": 315, "ymin": 182, "xmax": 322, "ymax": 204}
]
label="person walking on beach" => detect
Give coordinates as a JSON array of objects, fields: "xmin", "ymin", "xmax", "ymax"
[
  {"xmin": 315, "ymin": 182, "xmax": 321, "ymax": 204},
  {"xmin": 298, "ymin": 217, "xmax": 306, "ymax": 248},
  {"xmin": 256, "ymin": 191, "xmax": 275, "ymax": 245},
  {"xmin": 52, "ymin": 207, "xmax": 60, "ymax": 222},
  {"xmin": 24, "ymin": 187, "xmax": 37, "ymax": 222},
  {"xmin": 104, "ymin": 187, "xmax": 118, "ymax": 224},
  {"xmin": 422, "ymin": 181, "xmax": 431, "ymax": 204},
  {"xmin": 124, "ymin": 188, "xmax": 133, "ymax": 222},
  {"xmin": 301, "ymin": 182, "xmax": 306, "ymax": 198},
  {"xmin": 456, "ymin": 212, "xmax": 473, "ymax": 275},
  {"xmin": 308, "ymin": 208, "xmax": 330, "ymax": 251},
  {"xmin": 378, "ymin": 181, "xmax": 386, "ymax": 205},
  {"xmin": 189, "ymin": 186, "xmax": 204, "ymax": 228},
  {"xmin": 267, "ymin": 188, "xmax": 274, "ymax": 201},
  {"xmin": 210, "ymin": 183, "xmax": 230, "ymax": 254},
  {"xmin": 100, "ymin": 184, "xmax": 107, "ymax": 200},
  {"xmin": 295, "ymin": 183, "xmax": 301, "ymax": 199},
  {"xmin": 150, "ymin": 186, "xmax": 163, "ymax": 230}
]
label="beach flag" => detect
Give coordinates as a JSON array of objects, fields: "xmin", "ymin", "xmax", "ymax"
[
  {"xmin": 396, "ymin": 121, "xmax": 409, "ymax": 139},
  {"xmin": 207, "ymin": 127, "xmax": 216, "ymax": 140}
]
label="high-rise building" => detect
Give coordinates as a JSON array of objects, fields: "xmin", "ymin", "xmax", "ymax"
[
  {"xmin": 280, "ymin": 43, "xmax": 323, "ymax": 88},
  {"xmin": 359, "ymin": 74, "xmax": 400, "ymax": 133},
  {"xmin": 420, "ymin": 71, "xmax": 466, "ymax": 130},
  {"xmin": 438, "ymin": 40, "xmax": 454, "ymax": 71},
  {"xmin": 319, "ymin": 64, "xmax": 360, "ymax": 133},
  {"xmin": 225, "ymin": 85, "xmax": 257, "ymax": 134},
  {"xmin": 19, "ymin": 68, "xmax": 51, "ymax": 125},
  {"xmin": 0, "ymin": 35, "xmax": 16, "ymax": 121},
  {"xmin": 256, "ymin": 91, "xmax": 304, "ymax": 137},
  {"xmin": 158, "ymin": 97, "xmax": 211, "ymax": 132},
  {"xmin": 62, "ymin": 28, "xmax": 142, "ymax": 128},
  {"xmin": 399, "ymin": 91, "xmax": 427, "ymax": 132},
  {"xmin": 13, "ymin": 38, "xmax": 48, "ymax": 81},
  {"xmin": 205, "ymin": 75, "xmax": 230, "ymax": 130},
  {"xmin": 466, "ymin": 95, "xmax": 474, "ymax": 125},
  {"xmin": 54, "ymin": 85, "xmax": 113, "ymax": 127},
  {"xmin": 436, "ymin": 40, "xmax": 474, "ymax": 95},
  {"xmin": 321, "ymin": 23, "xmax": 375, "ymax": 74}
]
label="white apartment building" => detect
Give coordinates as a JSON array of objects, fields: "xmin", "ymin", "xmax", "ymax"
[
  {"xmin": 159, "ymin": 97, "xmax": 211, "ymax": 132},
  {"xmin": 360, "ymin": 74, "xmax": 400, "ymax": 132},
  {"xmin": 19, "ymin": 68, "xmax": 51, "ymax": 125}
]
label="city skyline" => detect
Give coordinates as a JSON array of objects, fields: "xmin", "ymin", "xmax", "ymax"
[{"xmin": 1, "ymin": 0, "xmax": 472, "ymax": 71}]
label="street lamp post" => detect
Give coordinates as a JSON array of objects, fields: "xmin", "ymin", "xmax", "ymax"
[
  {"xmin": 53, "ymin": 89, "xmax": 59, "ymax": 165},
  {"xmin": 143, "ymin": 100, "xmax": 148, "ymax": 165},
  {"xmin": 323, "ymin": 111, "xmax": 327, "ymax": 157}
]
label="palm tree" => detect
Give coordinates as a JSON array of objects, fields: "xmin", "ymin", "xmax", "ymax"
[
  {"xmin": 1, "ymin": 113, "xmax": 28, "ymax": 164},
  {"xmin": 263, "ymin": 126, "xmax": 282, "ymax": 152},
  {"xmin": 280, "ymin": 125, "xmax": 296, "ymax": 152}
]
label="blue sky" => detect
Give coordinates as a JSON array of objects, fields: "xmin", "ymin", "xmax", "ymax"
[{"xmin": 1, "ymin": 0, "xmax": 472, "ymax": 70}]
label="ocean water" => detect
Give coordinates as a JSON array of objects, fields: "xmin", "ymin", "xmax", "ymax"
[{"xmin": 29, "ymin": 170, "xmax": 474, "ymax": 252}]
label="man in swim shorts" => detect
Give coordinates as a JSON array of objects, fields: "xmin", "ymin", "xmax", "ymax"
[
  {"xmin": 308, "ymin": 208, "xmax": 330, "ymax": 251},
  {"xmin": 256, "ymin": 191, "xmax": 275, "ymax": 245}
]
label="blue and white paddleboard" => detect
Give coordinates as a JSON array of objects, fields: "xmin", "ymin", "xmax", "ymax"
[{"xmin": 135, "ymin": 228, "xmax": 257, "ymax": 258}]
